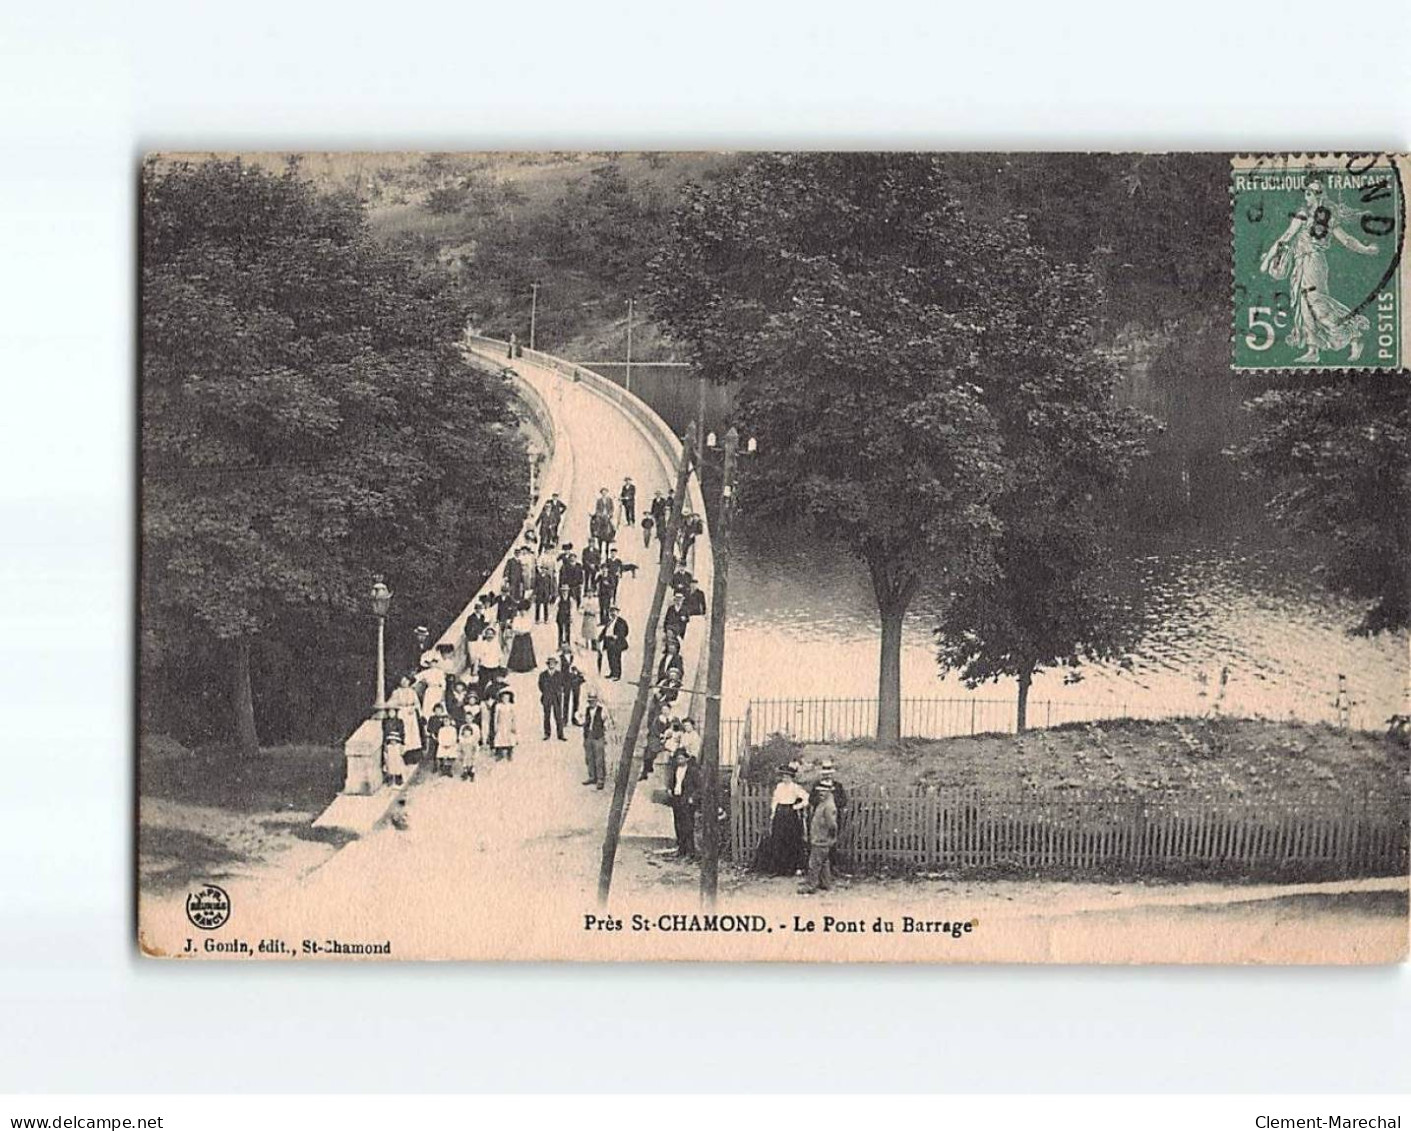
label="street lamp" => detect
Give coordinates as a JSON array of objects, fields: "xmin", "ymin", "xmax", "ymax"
[
  {"xmin": 529, "ymin": 282, "xmax": 539, "ymax": 351},
  {"xmin": 371, "ymin": 576, "xmax": 393, "ymax": 720}
]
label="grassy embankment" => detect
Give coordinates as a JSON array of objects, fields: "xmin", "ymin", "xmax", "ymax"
[
  {"xmin": 139, "ymin": 736, "xmax": 351, "ymax": 894},
  {"xmin": 733, "ymin": 717, "xmax": 1409, "ymax": 882},
  {"xmin": 743, "ymin": 716, "xmax": 1408, "ymax": 804}
]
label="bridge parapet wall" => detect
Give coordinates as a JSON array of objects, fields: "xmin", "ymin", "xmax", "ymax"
[
  {"xmin": 322, "ymin": 354, "xmax": 570, "ymax": 817},
  {"xmin": 468, "ymin": 336, "xmax": 715, "ymax": 734}
]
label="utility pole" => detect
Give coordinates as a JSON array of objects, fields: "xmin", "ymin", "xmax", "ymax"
[
  {"xmin": 625, "ymin": 297, "xmax": 634, "ymax": 395},
  {"xmin": 699, "ymin": 427, "xmax": 737, "ymax": 908},
  {"xmin": 529, "ymin": 282, "xmax": 539, "ymax": 351},
  {"xmin": 597, "ymin": 422, "xmax": 697, "ymax": 906}
]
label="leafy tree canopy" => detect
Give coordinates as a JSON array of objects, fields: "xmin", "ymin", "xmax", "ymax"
[
  {"xmin": 650, "ymin": 153, "xmax": 1152, "ymax": 733},
  {"xmin": 1236, "ymin": 377, "xmax": 1411, "ymax": 635},
  {"xmin": 142, "ymin": 157, "xmax": 526, "ymax": 747}
]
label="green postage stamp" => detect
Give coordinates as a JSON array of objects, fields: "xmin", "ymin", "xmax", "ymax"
[{"xmin": 1231, "ymin": 153, "xmax": 1409, "ymax": 370}]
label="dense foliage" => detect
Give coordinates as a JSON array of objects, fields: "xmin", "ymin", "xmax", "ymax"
[
  {"xmin": 1236, "ymin": 377, "xmax": 1411, "ymax": 634},
  {"xmin": 651, "ymin": 153, "xmax": 1153, "ymax": 735},
  {"xmin": 141, "ymin": 158, "xmax": 527, "ymax": 753}
]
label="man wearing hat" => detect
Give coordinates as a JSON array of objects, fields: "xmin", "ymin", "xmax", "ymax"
[
  {"xmin": 800, "ymin": 780, "xmax": 838, "ymax": 894},
  {"xmin": 809, "ymin": 760, "xmax": 849, "ymax": 867},
  {"xmin": 538, "ymin": 656, "xmax": 567, "ymax": 741},
  {"xmin": 406, "ymin": 623, "xmax": 431, "ymax": 676},
  {"xmin": 667, "ymin": 744, "xmax": 702, "ymax": 860},
  {"xmin": 580, "ymin": 690, "xmax": 611, "ymax": 788},
  {"xmin": 598, "ymin": 605, "xmax": 630, "ymax": 680},
  {"xmin": 619, "ymin": 476, "xmax": 636, "ymax": 526},
  {"xmin": 662, "ymin": 592, "xmax": 690, "ymax": 643},
  {"xmin": 558, "ymin": 548, "xmax": 584, "ymax": 609}
]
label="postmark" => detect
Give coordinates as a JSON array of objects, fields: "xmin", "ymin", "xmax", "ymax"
[
  {"xmin": 1231, "ymin": 153, "xmax": 1409, "ymax": 371},
  {"xmin": 185, "ymin": 883, "xmax": 232, "ymax": 930}
]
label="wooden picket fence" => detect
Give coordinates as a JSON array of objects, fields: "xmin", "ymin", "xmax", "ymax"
[{"xmin": 729, "ymin": 784, "xmax": 1410, "ymax": 880}]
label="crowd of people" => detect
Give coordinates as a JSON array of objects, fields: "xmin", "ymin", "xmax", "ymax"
[
  {"xmin": 378, "ymin": 447, "xmax": 847, "ymax": 886},
  {"xmin": 377, "ymin": 472, "xmax": 709, "ymax": 844}
]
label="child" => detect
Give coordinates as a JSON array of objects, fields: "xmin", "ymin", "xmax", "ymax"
[
  {"xmin": 491, "ymin": 688, "xmax": 518, "ymax": 762},
  {"xmin": 429, "ymin": 705, "xmax": 457, "ymax": 776},
  {"xmin": 383, "ymin": 730, "xmax": 407, "ymax": 787},
  {"xmin": 457, "ymin": 720, "xmax": 480, "ymax": 781}
]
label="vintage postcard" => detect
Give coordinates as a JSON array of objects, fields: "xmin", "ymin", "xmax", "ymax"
[{"xmin": 137, "ymin": 152, "xmax": 1410, "ymax": 963}]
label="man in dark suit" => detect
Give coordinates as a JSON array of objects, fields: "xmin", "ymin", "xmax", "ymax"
[
  {"xmin": 463, "ymin": 604, "xmax": 488, "ymax": 658},
  {"xmin": 685, "ymin": 582, "xmax": 707, "ymax": 621},
  {"xmin": 546, "ymin": 493, "xmax": 567, "ymax": 544},
  {"xmin": 555, "ymin": 585, "xmax": 575, "ymax": 649},
  {"xmin": 650, "ymin": 491, "xmax": 670, "ymax": 536},
  {"xmin": 663, "ymin": 592, "xmax": 690, "ymax": 643},
  {"xmin": 604, "ymin": 546, "xmax": 624, "ymax": 590},
  {"xmin": 559, "ymin": 551, "xmax": 584, "ymax": 608},
  {"xmin": 582, "ymin": 541, "xmax": 601, "ymax": 591},
  {"xmin": 619, "ymin": 477, "xmax": 636, "ymax": 525},
  {"xmin": 538, "ymin": 656, "xmax": 567, "ymax": 741},
  {"xmin": 559, "ymin": 652, "xmax": 585, "ymax": 725},
  {"xmin": 598, "ymin": 606, "xmax": 630, "ymax": 680},
  {"xmin": 667, "ymin": 746, "xmax": 702, "ymax": 859}
]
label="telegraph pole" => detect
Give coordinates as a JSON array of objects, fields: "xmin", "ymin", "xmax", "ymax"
[
  {"xmin": 699, "ymin": 427, "xmax": 738, "ymax": 908},
  {"xmin": 529, "ymin": 282, "xmax": 539, "ymax": 351},
  {"xmin": 696, "ymin": 372, "xmax": 707, "ymax": 464},
  {"xmin": 597, "ymin": 422, "xmax": 697, "ymax": 906},
  {"xmin": 625, "ymin": 297, "xmax": 634, "ymax": 395}
]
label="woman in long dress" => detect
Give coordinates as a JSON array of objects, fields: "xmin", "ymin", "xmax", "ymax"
[
  {"xmin": 507, "ymin": 605, "xmax": 538, "ymax": 673},
  {"xmin": 388, "ymin": 675, "xmax": 423, "ymax": 755},
  {"xmin": 753, "ymin": 762, "xmax": 809, "ymax": 876},
  {"xmin": 1261, "ymin": 178, "xmax": 1380, "ymax": 363},
  {"xmin": 418, "ymin": 651, "xmax": 447, "ymax": 717}
]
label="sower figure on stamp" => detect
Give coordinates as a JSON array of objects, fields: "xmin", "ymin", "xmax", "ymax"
[
  {"xmin": 1260, "ymin": 178, "xmax": 1380, "ymax": 364},
  {"xmin": 800, "ymin": 781, "xmax": 838, "ymax": 894}
]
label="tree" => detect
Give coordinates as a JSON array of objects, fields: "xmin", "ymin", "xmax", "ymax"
[
  {"xmin": 1235, "ymin": 378, "xmax": 1410, "ymax": 635},
  {"xmin": 930, "ymin": 243, "xmax": 1155, "ymax": 731},
  {"xmin": 651, "ymin": 153, "xmax": 1153, "ymax": 739},
  {"xmin": 141, "ymin": 158, "xmax": 526, "ymax": 755},
  {"xmin": 650, "ymin": 154, "xmax": 1010, "ymax": 742},
  {"xmin": 934, "ymin": 474, "xmax": 1149, "ymax": 733}
]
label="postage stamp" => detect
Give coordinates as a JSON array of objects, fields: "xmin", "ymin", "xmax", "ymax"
[{"xmin": 1231, "ymin": 153, "xmax": 1410, "ymax": 371}]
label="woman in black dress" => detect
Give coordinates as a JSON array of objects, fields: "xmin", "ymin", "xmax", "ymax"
[{"xmin": 753, "ymin": 762, "xmax": 809, "ymax": 876}]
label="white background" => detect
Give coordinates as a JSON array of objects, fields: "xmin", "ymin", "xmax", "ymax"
[{"xmin": 1, "ymin": 0, "xmax": 1407, "ymax": 1094}]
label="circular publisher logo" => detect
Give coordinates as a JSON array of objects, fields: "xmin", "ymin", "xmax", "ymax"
[{"xmin": 185, "ymin": 883, "xmax": 231, "ymax": 930}]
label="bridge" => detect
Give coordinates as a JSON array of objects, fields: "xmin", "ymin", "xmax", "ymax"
[{"xmin": 255, "ymin": 334, "xmax": 719, "ymax": 929}]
